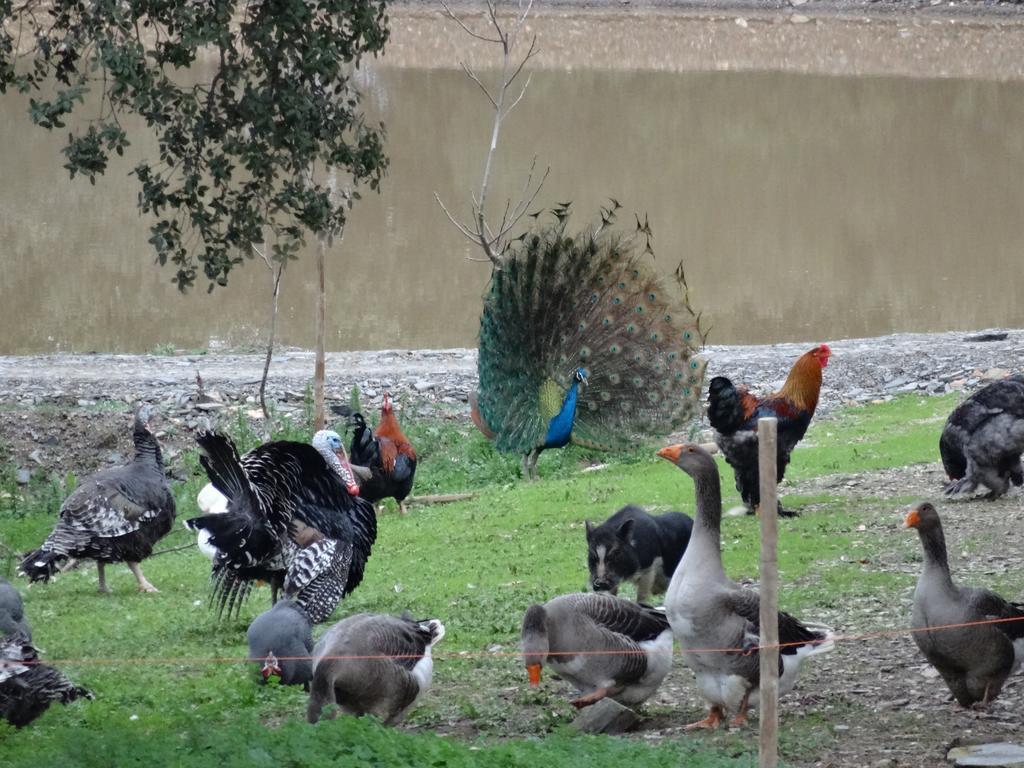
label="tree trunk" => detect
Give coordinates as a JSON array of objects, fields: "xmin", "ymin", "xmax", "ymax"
[{"xmin": 314, "ymin": 233, "xmax": 327, "ymax": 431}]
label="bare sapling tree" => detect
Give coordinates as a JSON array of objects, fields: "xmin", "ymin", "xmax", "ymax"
[
  {"xmin": 436, "ymin": 0, "xmax": 548, "ymax": 268},
  {"xmin": 253, "ymin": 244, "xmax": 286, "ymax": 420},
  {"xmin": 311, "ymin": 172, "xmax": 349, "ymax": 432}
]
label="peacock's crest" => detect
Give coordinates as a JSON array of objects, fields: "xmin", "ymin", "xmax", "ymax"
[{"xmin": 476, "ymin": 202, "xmax": 707, "ymax": 461}]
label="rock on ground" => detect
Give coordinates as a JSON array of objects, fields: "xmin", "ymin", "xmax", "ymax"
[{"xmin": 570, "ymin": 698, "xmax": 641, "ymax": 734}]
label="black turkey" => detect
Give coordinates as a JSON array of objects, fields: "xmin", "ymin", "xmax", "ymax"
[
  {"xmin": 0, "ymin": 632, "xmax": 92, "ymax": 727},
  {"xmin": 19, "ymin": 406, "xmax": 177, "ymax": 593},
  {"xmin": 186, "ymin": 429, "xmax": 376, "ymax": 623}
]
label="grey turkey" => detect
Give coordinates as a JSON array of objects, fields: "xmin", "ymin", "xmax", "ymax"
[
  {"xmin": 19, "ymin": 406, "xmax": 177, "ymax": 593},
  {"xmin": 940, "ymin": 375, "xmax": 1024, "ymax": 500},
  {"xmin": 185, "ymin": 429, "xmax": 376, "ymax": 623},
  {"xmin": 0, "ymin": 632, "xmax": 92, "ymax": 727},
  {"xmin": 0, "ymin": 577, "xmax": 31, "ymax": 640}
]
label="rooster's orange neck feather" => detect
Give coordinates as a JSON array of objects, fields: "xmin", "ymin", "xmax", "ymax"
[
  {"xmin": 775, "ymin": 352, "xmax": 824, "ymax": 413},
  {"xmin": 376, "ymin": 410, "xmax": 416, "ymax": 459}
]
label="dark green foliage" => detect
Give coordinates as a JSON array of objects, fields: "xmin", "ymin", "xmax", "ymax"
[
  {"xmin": 477, "ymin": 205, "xmax": 707, "ymax": 456},
  {"xmin": 0, "ymin": 0, "xmax": 390, "ymax": 290}
]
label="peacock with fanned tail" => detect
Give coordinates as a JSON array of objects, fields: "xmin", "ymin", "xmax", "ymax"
[{"xmin": 473, "ymin": 203, "xmax": 707, "ymax": 479}]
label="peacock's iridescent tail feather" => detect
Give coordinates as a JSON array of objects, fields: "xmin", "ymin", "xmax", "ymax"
[{"xmin": 477, "ymin": 204, "xmax": 706, "ymax": 456}]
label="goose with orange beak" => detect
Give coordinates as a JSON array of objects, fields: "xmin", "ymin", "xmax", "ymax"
[
  {"xmin": 657, "ymin": 442, "xmax": 834, "ymax": 729},
  {"xmin": 904, "ymin": 501, "xmax": 1024, "ymax": 708},
  {"xmin": 521, "ymin": 592, "xmax": 673, "ymax": 709}
]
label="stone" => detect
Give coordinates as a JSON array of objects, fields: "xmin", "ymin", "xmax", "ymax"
[
  {"xmin": 791, "ymin": 13, "xmax": 810, "ymax": 23},
  {"xmin": 413, "ymin": 380, "xmax": 435, "ymax": 392},
  {"xmin": 570, "ymin": 698, "xmax": 640, "ymax": 735},
  {"xmin": 982, "ymin": 368, "xmax": 1010, "ymax": 381},
  {"xmin": 15, "ymin": 468, "xmax": 31, "ymax": 485},
  {"xmin": 884, "ymin": 376, "xmax": 911, "ymax": 391},
  {"xmin": 195, "ymin": 402, "xmax": 227, "ymax": 411},
  {"xmin": 947, "ymin": 743, "xmax": 1024, "ymax": 766},
  {"xmin": 964, "ymin": 332, "xmax": 1008, "ymax": 343},
  {"xmin": 735, "ymin": 17, "xmax": 748, "ymax": 28}
]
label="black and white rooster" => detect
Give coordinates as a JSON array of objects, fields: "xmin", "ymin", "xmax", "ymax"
[
  {"xmin": 19, "ymin": 406, "xmax": 176, "ymax": 593},
  {"xmin": 186, "ymin": 430, "xmax": 376, "ymax": 623}
]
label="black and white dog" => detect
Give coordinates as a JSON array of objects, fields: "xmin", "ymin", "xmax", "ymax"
[{"xmin": 585, "ymin": 505, "xmax": 693, "ymax": 604}]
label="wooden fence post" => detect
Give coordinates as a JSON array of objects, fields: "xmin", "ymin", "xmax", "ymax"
[{"xmin": 758, "ymin": 417, "xmax": 779, "ymax": 768}]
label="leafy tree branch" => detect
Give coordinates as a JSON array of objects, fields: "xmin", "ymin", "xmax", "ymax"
[{"xmin": 0, "ymin": 0, "xmax": 390, "ymax": 290}]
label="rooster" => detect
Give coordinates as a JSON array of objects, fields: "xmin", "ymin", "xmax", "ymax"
[
  {"xmin": 334, "ymin": 393, "xmax": 418, "ymax": 514},
  {"xmin": 706, "ymin": 344, "xmax": 831, "ymax": 517}
]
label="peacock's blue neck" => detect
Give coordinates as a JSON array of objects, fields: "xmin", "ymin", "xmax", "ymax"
[{"xmin": 542, "ymin": 380, "xmax": 581, "ymax": 449}]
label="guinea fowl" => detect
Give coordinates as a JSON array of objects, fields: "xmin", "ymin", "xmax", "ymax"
[
  {"xmin": 904, "ymin": 502, "xmax": 1024, "ymax": 708},
  {"xmin": 657, "ymin": 443, "xmax": 834, "ymax": 729},
  {"xmin": 247, "ymin": 599, "xmax": 314, "ymax": 687},
  {"xmin": 0, "ymin": 577, "xmax": 31, "ymax": 640},
  {"xmin": 0, "ymin": 632, "xmax": 92, "ymax": 727},
  {"xmin": 474, "ymin": 203, "xmax": 706, "ymax": 480},
  {"xmin": 185, "ymin": 430, "xmax": 376, "ymax": 622},
  {"xmin": 939, "ymin": 375, "xmax": 1024, "ymax": 500},
  {"xmin": 19, "ymin": 406, "xmax": 176, "ymax": 593},
  {"xmin": 521, "ymin": 592, "xmax": 673, "ymax": 709},
  {"xmin": 307, "ymin": 612, "xmax": 445, "ymax": 725},
  {"xmin": 707, "ymin": 345, "xmax": 830, "ymax": 517},
  {"xmin": 333, "ymin": 394, "xmax": 417, "ymax": 514}
]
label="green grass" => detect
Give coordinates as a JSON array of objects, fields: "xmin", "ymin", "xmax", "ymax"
[
  {"xmin": 791, "ymin": 393, "xmax": 955, "ymax": 479},
  {"xmin": 0, "ymin": 395, "xmax": 965, "ymax": 767}
]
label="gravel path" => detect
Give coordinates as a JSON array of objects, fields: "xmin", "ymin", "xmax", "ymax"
[
  {"xmin": 0, "ymin": 328, "xmax": 1020, "ymax": 414},
  {"xmin": 1, "ymin": 327, "xmax": 1020, "ymax": 476}
]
